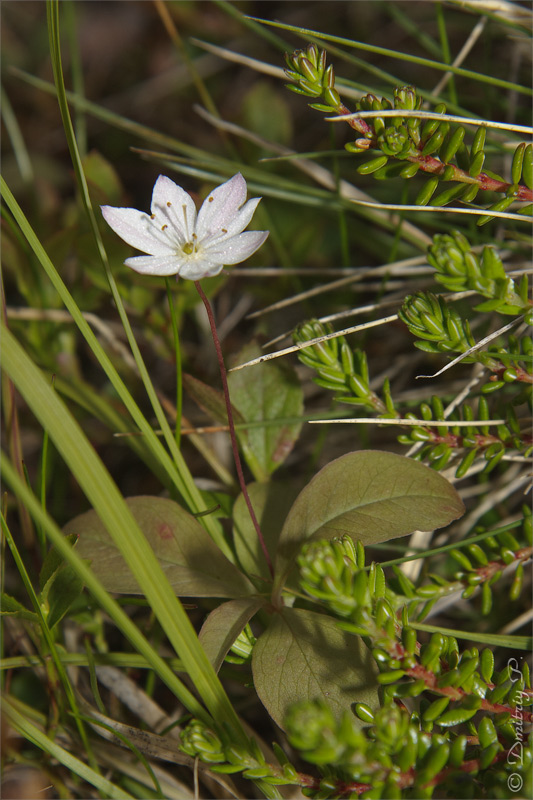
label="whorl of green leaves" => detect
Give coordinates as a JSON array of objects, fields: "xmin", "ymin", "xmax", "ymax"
[
  {"xmin": 180, "ymin": 720, "xmax": 228, "ymax": 766},
  {"xmin": 295, "ymin": 535, "xmax": 532, "ymax": 773},
  {"xmin": 293, "ymin": 319, "xmax": 393, "ymax": 415},
  {"xmin": 180, "ymin": 718, "xmax": 297, "ymax": 784},
  {"xmin": 399, "ymin": 287, "xmax": 532, "ymax": 392},
  {"xmin": 285, "ymin": 532, "xmax": 533, "ymax": 798},
  {"xmin": 398, "ymin": 292, "xmax": 476, "ymax": 354},
  {"xmin": 179, "ymin": 526, "xmax": 532, "ymax": 796},
  {"xmin": 284, "ymin": 43, "xmax": 341, "ymax": 113},
  {"xmin": 225, "ymin": 623, "xmax": 256, "ymax": 664},
  {"xmin": 293, "ymin": 301, "xmax": 532, "ymax": 477},
  {"xmin": 428, "ymin": 231, "xmax": 532, "ymax": 315}
]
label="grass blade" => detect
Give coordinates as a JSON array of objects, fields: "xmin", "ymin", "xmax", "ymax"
[{"xmin": 1, "ymin": 324, "xmax": 247, "ymax": 742}]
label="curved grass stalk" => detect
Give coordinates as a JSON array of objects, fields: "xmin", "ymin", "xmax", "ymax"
[
  {"xmin": 250, "ymin": 17, "xmax": 533, "ymax": 96},
  {"xmin": 349, "ymin": 199, "xmax": 533, "ymax": 223},
  {"xmin": 326, "ymin": 109, "xmax": 533, "ymax": 136},
  {"xmin": 229, "ymin": 315, "xmax": 399, "ymax": 371},
  {"xmin": 8, "ymin": 66, "xmax": 431, "ymax": 251},
  {"xmin": 1, "ymin": 513, "xmax": 98, "ymax": 771},
  {"xmin": 1, "ymin": 174, "xmax": 231, "ymax": 560},
  {"xmin": 3, "ymin": 697, "xmax": 133, "ymax": 800},
  {"xmin": 46, "ymin": 1, "xmax": 228, "ymax": 549},
  {"xmin": 1, "ymin": 326, "xmax": 246, "ymax": 741}
]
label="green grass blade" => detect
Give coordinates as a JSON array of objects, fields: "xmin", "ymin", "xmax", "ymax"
[
  {"xmin": 411, "ymin": 622, "xmax": 532, "ymax": 650},
  {"xmin": 1, "ymin": 453, "xmax": 206, "ymax": 723},
  {"xmin": 435, "ymin": 1, "xmax": 457, "ymax": 106},
  {"xmin": 1, "ymin": 653, "xmax": 185, "ymax": 671},
  {"xmin": 62, "ymin": 0, "xmax": 87, "ymax": 156},
  {"xmin": 1, "ymin": 513, "xmax": 98, "ymax": 769},
  {"xmin": 165, "ymin": 278, "xmax": 183, "ymax": 450},
  {"xmin": 248, "ymin": 17, "xmax": 532, "ymax": 96},
  {"xmin": 1, "ymin": 85, "xmax": 33, "ymax": 183},
  {"xmin": 2, "ymin": 696, "xmax": 134, "ymax": 800},
  {"xmin": 383, "ymin": 2, "xmax": 442, "ymax": 59},
  {"xmin": 45, "ymin": 0, "xmax": 228, "ymax": 554},
  {"xmin": 1, "ymin": 325, "xmax": 248, "ymax": 742},
  {"xmin": 0, "ymin": 175, "xmax": 230, "ymax": 558},
  {"xmin": 7, "ymin": 67, "xmax": 430, "ymax": 249}
]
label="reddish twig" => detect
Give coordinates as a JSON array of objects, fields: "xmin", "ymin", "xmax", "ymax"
[
  {"xmin": 195, "ymin": 281, "xmax": 274, "ymax": 578},
  {"xmin": 336, "ymin": 100, "xmax": 533, "ymax": 202}
]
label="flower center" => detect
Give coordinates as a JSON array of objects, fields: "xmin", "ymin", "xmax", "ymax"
[{"xmin": 182, "ymin": 232, "xmax": 199, "ymax": 256}]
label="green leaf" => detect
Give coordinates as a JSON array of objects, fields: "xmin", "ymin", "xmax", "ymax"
[
  {"xmin": 46, "ymin": 564, "xmax": 85, "ymax": 629},
  {"xmin": 199, "ymin": 597, "xmax": 266, "ymax": 673},
  {"xmin": 357, "ymin": 155, "xmax": 389, "ymax": 175},
  {"xmin": 68, "ymin": 496, "xmax": 253, "ymax": 598},
  {"xmin": 436, "ymin": 706, "xmax": 478, "ymax": 727},
  {"xmin": 233, "ymin": 481, "xmax": 301, "ymax": 585},
  {"xmin": 82, "ymin": 150, "xmax": 123, "ymax": 205},
  {"xmin": 273, "ymin": 450, "xmax": 464, "ymax": 594},
  {"xmin": 477, "ymin": 195, "xmax": 516, "ymax": 226},
  {"xmin": 0, "ymin": 594, "xmax": 39, "ymax": 623},
  {"xmin": 0, "ymin": 177, "xmax": 227, "ymax": 554},
  {"xmin": 440, "ymin": 126, "xmax": 465, "ymax": 164},
  {"xmin": 39, "ymin": 533, "xmax": 78, "ymax": 599},
  {"xmin": 182, "ymin": 372, "xmax": 245, "ymax": 428},
  {"xmin": 228, "ymin": 341, "xmax": 304, "ymax": 480},
  {"xmin": 511, "ymin": 143, "xmax": 526, "ymax": 186},
  {"xmin": 241, "ymin": 81, "xmax": 293, "ymax": 146},
  {"xmin": 252, "ymin": 607, "xmax": 379, "ymax": 729},
  {"xmin": 431, "ymin": 182, "xmax": 469, "ymax": 207},
  {"xmin": 422, "ymin": 696, "xmax": 450, "ymax": 722},
  {"xmin": 415, "ymin": 176, "xmax": 439, "ymax": 206},
  {"xmin": 522, "ymin": 143, "xmax": 533, "ymax": 189},
  {"xmin": 474, "ymin": 298, "xmax": 521, "ymax": 314}
]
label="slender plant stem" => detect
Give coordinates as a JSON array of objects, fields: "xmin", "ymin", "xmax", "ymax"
[
  {"xmin": 195, "ymin": 280, "xmax": 274, "ymax": 578},
  {"xmin": 165, "ymin": 278, "xmax": 182, "ymax": 449}
]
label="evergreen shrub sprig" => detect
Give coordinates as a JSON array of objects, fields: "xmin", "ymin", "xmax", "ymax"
[
  {"xmin": 285, "ymin": 44, "xmax": 533, "ymax": 224},
  {"xmin": 180, "ymin": 526, "xmax": 532, "ymax": 798},
  {"xmin": 293, "ymin": 226, "xmax": 532, "ymax": 475}
]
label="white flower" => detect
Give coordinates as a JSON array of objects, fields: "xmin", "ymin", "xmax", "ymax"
[{"xmin": 101, "ymin": 173, "xmax": 269, "ymax": 280}]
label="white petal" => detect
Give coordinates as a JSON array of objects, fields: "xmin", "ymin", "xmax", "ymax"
[
  {"xmin": 204, "ymin": 230, "xmax": 269, "ymax": 265},
  {"xmin": 150, "ymin": 175, "xmax": 197, "ymax": 242},
  {"xmin": 124, "ymin": 254, "xmax": 183, "ymax": 275},
  {"xmin": 196, "ymin": 173, "xmax": 248, "ymax": 239},
  {"xmin": 101, "ymin": 206, "xmax": 174, "ymax": 255},
  {"xmin": 209, "ymin": 197, "xmax": 263, "ymax": 246},
  {"xmin": 177, "ymin": 259, "xmax": 225, "ymax": 280}
]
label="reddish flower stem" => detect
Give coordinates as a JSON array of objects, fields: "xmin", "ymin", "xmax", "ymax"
[{"xmin": 195, "ymin": 281, "xmax": 274, "ymax": 578}]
